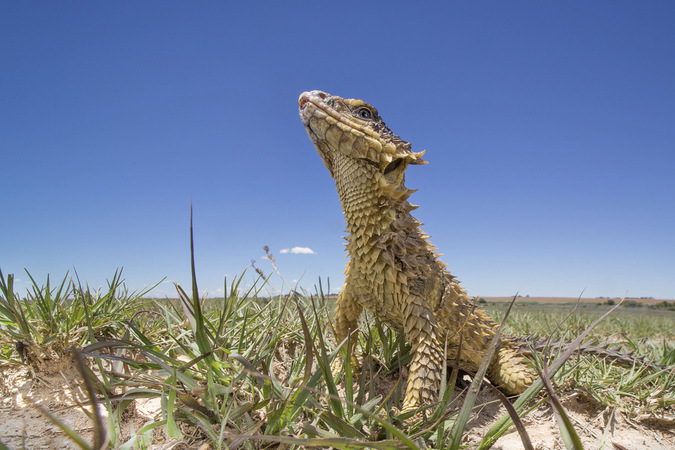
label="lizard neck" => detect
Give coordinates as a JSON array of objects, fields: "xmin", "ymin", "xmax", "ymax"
[
  {"xmin": 332, "ymin": 154, "xmax": 422, "ymax": 262},
  {"xmin": 332, "ymin": 154, "xmax": 452, "ymax": 312}
]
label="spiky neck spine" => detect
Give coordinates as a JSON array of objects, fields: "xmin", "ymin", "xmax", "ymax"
[{"xmin": 332, "ymin": 152, "xmax": 424, "ymax": 267}]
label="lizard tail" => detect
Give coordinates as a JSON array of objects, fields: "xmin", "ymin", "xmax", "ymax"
[{"xmin": 489, "ymin": 345, "xmax": 537, "ymax": 395}]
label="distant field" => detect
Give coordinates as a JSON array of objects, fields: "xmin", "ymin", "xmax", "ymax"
[
  {"xmin": 483, "ymin": 296, "xmax": 673, "ymax": 305},
  {"xmin": 322, "ymin": 294, "xmax": 673, "ymax": 305}
]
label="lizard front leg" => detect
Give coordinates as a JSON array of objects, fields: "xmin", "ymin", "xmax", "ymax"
[
  {"xmin": 400, "ymin": 297, "xmax": 445, "ymax": 413},
  {"xmin": 334, "ymin": 287, "xmax": 362, "ymax": 344},
  {"xmin": 331, "ymin": 285, "xmax": 362, "ymax": 377}
]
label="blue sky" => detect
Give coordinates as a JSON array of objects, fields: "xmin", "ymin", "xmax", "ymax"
[{"xmin": 2, "ymin": 2, "xmax": 674, "ymax": 299}]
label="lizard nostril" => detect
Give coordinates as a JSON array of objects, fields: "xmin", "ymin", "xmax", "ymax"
[
  {"xmin": 298, "ymin": 91, "xmax": 313, "ymax": 108},
  {"xmin": 299, "ymin": 91, "xmax": 329, "ymax": 108}
]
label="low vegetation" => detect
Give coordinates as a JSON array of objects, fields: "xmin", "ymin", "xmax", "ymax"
[{"xmin": 1, "ymin": 230, "xmax": 673, "ymax": 449}]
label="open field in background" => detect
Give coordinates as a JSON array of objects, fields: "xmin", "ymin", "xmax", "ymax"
[
  {"xmin": 1, "ymin": 265, "xmax": 673, "ymax": 449},
  {"xmin": 482, "ymin": 296, "xmax": 674, "ymax": 306},
  {"xmin": 324, "ymin": 294, "xmax": 675, "ymax": 306}
]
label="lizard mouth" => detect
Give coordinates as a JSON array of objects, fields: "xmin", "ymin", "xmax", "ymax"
[
  {"xmin": 298, "ymin": 90, "xmax": 372, "ymax": 139},
  {"xmin": 298, "ymin": 90, "xmax": 327, "ymax": 108},
  {"xmin": 298, "ymin": 91, "xmax": 317, "ymax": 109},
  {"xmin": 298, "ymin": 92, "xmax": 325, "ymax": 145},
  {"xmin": 298, "ymin": 91, "xmax": 331, "ymax": 129},
  {"xmin": 298, "ymin": 91, "xmax": 337, "ymax": 175}
]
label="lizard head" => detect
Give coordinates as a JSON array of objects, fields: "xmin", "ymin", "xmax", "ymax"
[{"xmin": 298, "ymin": 90, "xmax": 427, "ymax": 183}]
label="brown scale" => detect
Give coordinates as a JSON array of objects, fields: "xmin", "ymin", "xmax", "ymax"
[{"xmin": 299, "ymin": 90, "xmax": 536, "ymax": 412}]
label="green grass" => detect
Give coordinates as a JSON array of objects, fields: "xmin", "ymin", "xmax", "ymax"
[
  {"xmin": 1, "ymin": 238, "xmax": 673, "ymax": 449},
  {"xmin": 485, "ymin": 301, "xmax": 675, "ymax": 341},
  {"xmin": 485, "ymin": 302, "xmax": 675, "ymax": 417}
]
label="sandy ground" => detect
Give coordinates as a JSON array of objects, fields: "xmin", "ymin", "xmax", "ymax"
[
  {"xmin": 0, "ymin": 361, "xmax": 171, "ymax": 449},
  {"xmin": 1, "ymin": 358, "xmax": 673, "ymax": 449},
  {"xmin": 462, "ymin": 388, "xmax": 674, "ymax": 449}
]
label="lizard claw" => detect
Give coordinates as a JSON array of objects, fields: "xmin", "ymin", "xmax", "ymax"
[{"xmin": 389, "ymin": 405, "xmax": 426, "ymax": 425}]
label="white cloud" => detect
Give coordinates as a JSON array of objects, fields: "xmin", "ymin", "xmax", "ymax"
[
  {"xmin": 205, "ymin": 288, "xmax": 225, "ymax": 298},
  {"xmin": 279, "ymin": 246, "xmax": 316, "ymax": 255}
]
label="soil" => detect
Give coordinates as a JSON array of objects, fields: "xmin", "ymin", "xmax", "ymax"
[
  {"xmin": 462, "ymin": 388, "xmax": 674, "ymax": 449},
  {"xmin": 1, "ymin": 358, "xmax": 673, "ymax": 449},
  {"xmin": 0, "ymin": 360, "xmax": 170, "ymax": 449}
]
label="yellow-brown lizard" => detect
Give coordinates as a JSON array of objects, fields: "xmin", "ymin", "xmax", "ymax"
[{"xmin": 298, "ymin": 90, "xmax": 535, "ymax": 412}]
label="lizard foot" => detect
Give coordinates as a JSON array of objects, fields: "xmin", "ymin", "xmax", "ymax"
[
  {"xmin": 330, "ymin": 355, "xmax": 361, "ymax": 380},
  {"xmin": 389, "ymin": 405, "xmax": 428, "ymax": 425}
]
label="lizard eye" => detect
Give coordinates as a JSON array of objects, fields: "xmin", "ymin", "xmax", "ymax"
[{"xmin": 354, "ymin": 107, "xmax": 374, "ymax": 120}]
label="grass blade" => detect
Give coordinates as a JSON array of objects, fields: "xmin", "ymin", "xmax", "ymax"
[{"xmin": 448, "ymin": 294, "xmax": 522, "ymax": 449}]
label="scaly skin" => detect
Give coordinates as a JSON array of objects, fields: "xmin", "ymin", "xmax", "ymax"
[{"xmin": 298, "ymin": 90, "xmax": 535, "ymax": 412}]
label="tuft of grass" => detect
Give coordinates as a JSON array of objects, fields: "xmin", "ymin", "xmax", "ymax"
[{"xmin": 0, "ymin": 268, "xmax": 160, "ymax": 373}]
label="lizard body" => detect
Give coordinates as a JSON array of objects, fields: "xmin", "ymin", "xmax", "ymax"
[{"xmin": 299, "ymin": 90, "xmax": 534, "ymax": 412}]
